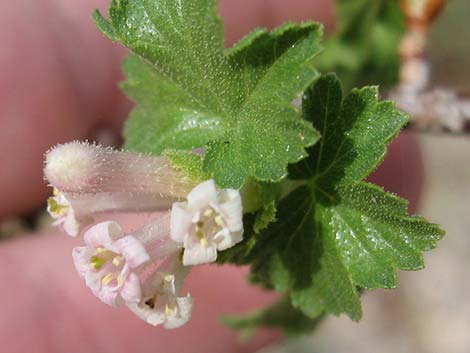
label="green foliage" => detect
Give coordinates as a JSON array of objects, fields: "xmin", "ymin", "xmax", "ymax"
[
  {"xmin": 222, "ymin": 297, "xmax": 324, "ymax": 340},
  {"xmin": 94, "ymin": 0, "xmax": 322, "ymax": 189},
  {"xmin": 220, "ymin": 75, "xmax": 444, "ymax": 322},
  {"xmin": 163, "ymin": 149, "xmax": 207, "ymax": 183},
  {"xmin": 317, "ymin": 0, "xmax": 405, "ymax": 90}
]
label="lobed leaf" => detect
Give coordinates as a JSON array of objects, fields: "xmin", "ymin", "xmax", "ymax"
[{"xmin": 95, "ymin": 0, "xmax": 323, "ymax": 188}]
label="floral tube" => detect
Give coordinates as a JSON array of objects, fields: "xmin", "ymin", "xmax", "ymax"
[{"xmin": 44, "ymin": 142, "xmax": 196, "ymax": 236}]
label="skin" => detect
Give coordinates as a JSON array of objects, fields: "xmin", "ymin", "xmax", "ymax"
[{"xmin": 0, "ymin": 1, "xmax": 422, "ymax": 352}]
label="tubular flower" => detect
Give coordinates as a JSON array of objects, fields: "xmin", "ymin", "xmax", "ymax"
[
  {"xmin": 72, "ymin": 216, "xmax": 178, "ymax": 307},
  {"xmin": 44, "ymin": 141, "xmax": 196, "ymax": 236},
  {"xmin": 170, "ymin": 179, "xmax": 243, "ymax": 266},
  {"xmin": 127, "ymin": 254, "xmax": 193, "ymax": 329}
]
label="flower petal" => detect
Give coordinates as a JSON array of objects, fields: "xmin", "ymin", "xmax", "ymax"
[
  {"xmin": 187, "ymin": 179, "xmax": 218, "ymax": 209},
  {"xmin": 214, "ymin": 228, "xmax": 243, "ymax": 251},
  {"xmin": 127, "ymin": 302, "xmax": 166, "ymax": 327},
  {"xmin": 170, "ymin": 202, "xmax": 192, "ymax": 243},
  {"xmin": 84, "ymin": 221, "xmax": 122, "ymax": 247},
  {"xmin": 84, "ymin": 273, "xmax": 102, "ymax": 293},
  {"xmin": 96, "ymin": 286, "xmax": 121, "ymax": 307},
  {"xmin": 182, "ymin": 243, "xmax": 217, "ymax": 266},
  {"xmin": 113, "ymin": 235, "xmax": 150, "ymax": 268},
  {"xmin": 62, "ymin": 207, "xmax": 81, "ymax": 237},
  {"xmin": 72, "ymin": 246, "xmax": 93, "ymax": 278},
  {"xmin": 218, "ymin": 189, "xmax": 243, "ymax": 232},
  {"xmin": 164, "ymin": 294, "xmax": 194, "ymax": 329},
  {"xmin": 120, "ymin": 272, "xmax": 142, "ymax": 304}
]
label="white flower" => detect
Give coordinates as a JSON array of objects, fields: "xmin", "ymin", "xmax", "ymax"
[
  {"xmin": 127, "ymin": 255, "xmax": 193, "ymax": 329},
  {"xmin": 47, "ymin": 189, "xmax": 81, "ymax": 236},
  {"xmin": 170, "ymin": 180, "xmax": 243, "ymax": 266},
  {"xmin": 72, "ymin": 215, "xmax": 178, "ymax": 307}
]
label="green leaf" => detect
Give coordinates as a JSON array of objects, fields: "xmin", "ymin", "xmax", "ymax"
[
  {"xmin": 163, "ymin": 149, "xmax": 207, "ymax": 183},
  {"xmin": 316, "ymin": 0, "xmax": 404, "ymax": 90},
  {"xmin": 224, "ymin": 74, "xmax": 444, "ymax": 321},
  {"xmin": 222, "ymin": 297, "xmax": 324, "ymax": 339},
  {"xmin": 95, "ymin": 0, "xmax": 322, "ymax": 188}
]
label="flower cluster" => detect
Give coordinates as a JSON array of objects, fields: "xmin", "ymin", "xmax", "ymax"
[{"xmin": 44, "ymin": 142, "xmax": 244, "ymax": 328}]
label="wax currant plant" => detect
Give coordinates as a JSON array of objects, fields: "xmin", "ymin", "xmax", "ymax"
[{"xmin": 43, "ymin": 0, "xmax": 445, "ymax": 335}]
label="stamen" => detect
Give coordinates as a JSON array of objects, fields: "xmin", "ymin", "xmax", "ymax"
[
  {"xmin": 102, "ymin": 273, "xmax": 114, "ymax": 285},
  {"xmin": 200, "ymin": 237, "xmax": 209, "ymax": 247},
  {"xmin": 91, "ymin": 255, "xmax": 106, "ymax": 270},
  {"xmin": 112, "ymin": 256, "xmax": 122, "ymax": 267},
  {"xmin": 91, "ymin": 248, "xmax": 116, "ymax": 270},
  {"xmin": 165, "ymin": 304, "xmax": 175, "ymax": 316},
  {"xmin": 117, "ymin": 275, "xmax": 124, "ymax": 286},
  {"xmin": 214, "ymin": 215, "xmax": 224, "ymax": 227},
  {"xmin": 203, "ymin": 208, "xmax": 214, "ymax": 217},
  {"xmin": 196, "ymin": 228, "xmax": 205, "ymax": 240},
  {"xmin": 47, "ymin": 197, "xmax": 68, "ymax": 216}
]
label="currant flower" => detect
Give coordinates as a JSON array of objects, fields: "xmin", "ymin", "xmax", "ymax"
[
  {"xmin": 44, "ymin": 141, "xmax": 196, "ymax": 236},
  {"xmin": 170, "ymin": 179, "xmax": 243, "ymax": 266},
  {"xmin": 47, "ymin": 188, "xmax": 81, "ymax": 237},
  {"xmin": 72, "ymin": 215, "xmax": 178, "ymax": 307},
  {"xmin": 127, "ymin": 254, "xmax": 193, "ymax": 328}
]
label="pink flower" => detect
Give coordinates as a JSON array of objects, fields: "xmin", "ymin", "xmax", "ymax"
[
  {"xmin": 44, "ymin": 142, "xmax": 195, "ymax": 236},
  {"xmin": 127, "ymin": 255, "xmax": 193, "ymax": 328},
  {"xmin": 72, "ymin": 216, "xmax": 178, "ymax": 307}
]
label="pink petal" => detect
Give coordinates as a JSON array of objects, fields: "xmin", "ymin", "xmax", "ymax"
[
  {"xmin": 84, "ymin": 221, "xmax": 122, "ymax": 247},
  {"xmin": 96, "ymin": 286, "xmax": 121, "ymax": 307},
  {"xmin": 119, "ymin": 272, "xmax": 142, "ymax": 304},
  {"xmin": 72, "ymin": 246, "xmax": 93, "ymax": 278},
  {"xmin": 113, "ymin": 235, "xmax": 150, "ymax": 268}
]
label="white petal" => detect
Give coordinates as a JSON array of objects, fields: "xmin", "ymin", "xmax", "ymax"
[
  {"xmin": 84, "ymin": 273, "xmax": 102, "ymax": 293},
  {"xmin": 214, "ymin": 228, "xmax": 243, "ymax": 251},
  {"xmin": 218, "ymin": 189, "xmax": 243, "ymax": 232},
  {"xmin": 164, "ymin": 294, "xmax": 193, "ymax": 329},
  {"xmin": 62, "ymin": 208, "xmax": 81, "ymax": 237},
  {"xmin": 187, "ymin": 179, "xmax": 218, "ymax": 209},
  {"xmin": 119, "ymin": 272, "xmax": 142, "ymax": 304},
  {"xmin": 146, "ymin": 312, "xmax": 167, "ymax": 327},
  {"xmin": 182, "ymin": 243, "xmax": 217, "ymax": 266},
  {"xmin": 127, "ymin": 303, "xmax": 166, "ymax": 327},
  {"xmin": 113, "ymin": 235, "xmax": 150, "ymax": 268},
  {"xmin": 84, "ymin": 221, "xmax": 122, "ymax": 247},
  {"xmin": 170, "ymin": 202, "xmax": 192, "ymax": 243},
  {"xmin": 71, "ymin": 246, "xmax": 93, "ymax": 278},
  {"xmin": 96, "ymin": 287, "xmax": 121, "ymax": 307}
]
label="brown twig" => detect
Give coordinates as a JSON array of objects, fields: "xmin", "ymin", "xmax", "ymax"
[{"xmin": 391, "ymin": 1, "xmax": 470, "ymax": 135}]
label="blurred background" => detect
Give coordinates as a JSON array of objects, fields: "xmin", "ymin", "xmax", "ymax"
[{"xmin": 0, "ymin": 0, "xmax": 468, "ymax": 352}]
